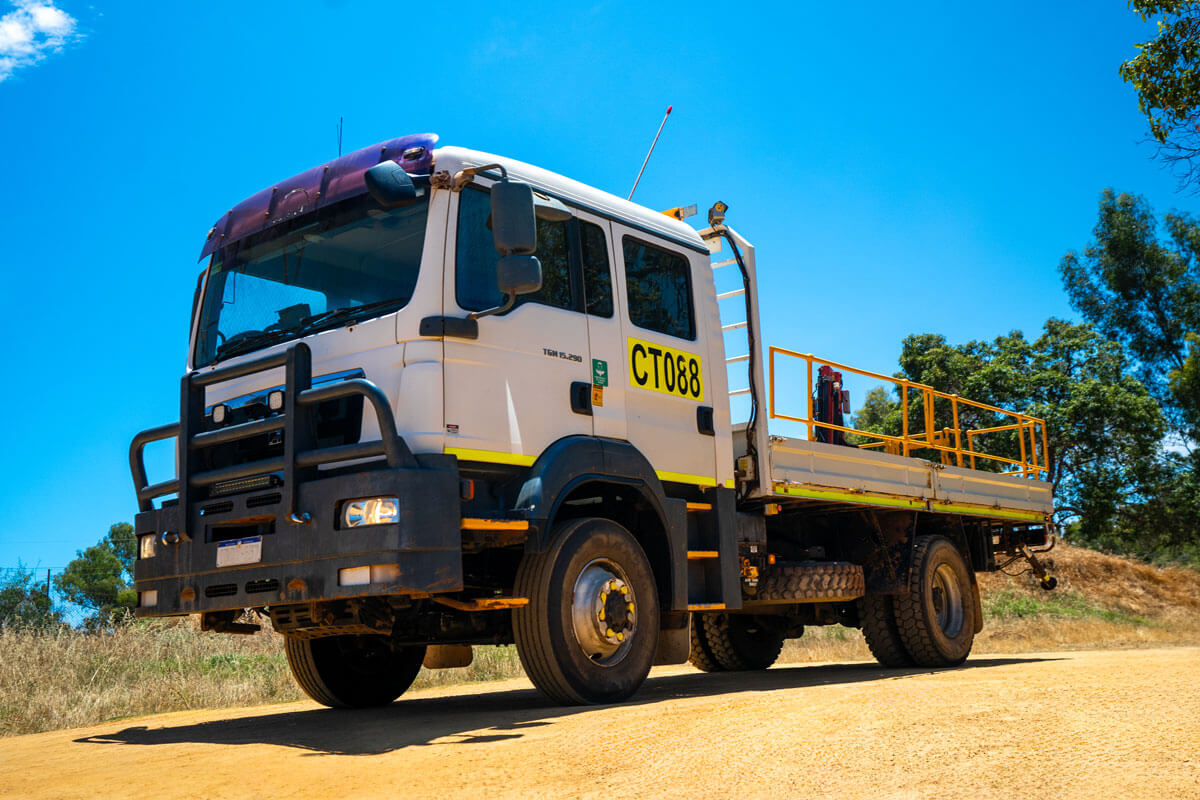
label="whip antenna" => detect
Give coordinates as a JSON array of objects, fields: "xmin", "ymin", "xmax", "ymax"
[{"xmin": 628, "ymin": 105, "xmax": 673, "ymax": 201}]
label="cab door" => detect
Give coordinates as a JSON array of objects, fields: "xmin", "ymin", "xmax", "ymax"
[
  {"xmin": 610, "ymin": 226, "xmax": 718, "ymax": 487},
  {"xmin": 441, "ymin": 184, "xmax": 592, "ymax": 464},
  {"xmin": 573, "ymin": 210, "xmax": 626, "ymax": 442}
]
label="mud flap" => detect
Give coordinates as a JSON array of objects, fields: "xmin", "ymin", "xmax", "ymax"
[
  {"xmin": 970, "ymin": 573, "xmax": 984, "ymax": 634},
  {"xmin": 424, "ymin": 645, "xmax": 473, "ymax": 669},
  {"xmin": 654, "ymin": 612, "xmax": 690, "ymax": 665}
]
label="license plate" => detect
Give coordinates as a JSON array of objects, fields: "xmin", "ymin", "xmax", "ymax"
[{"xmin": 216, "ymin": 536, "xmax": 263, "ymax": 567}]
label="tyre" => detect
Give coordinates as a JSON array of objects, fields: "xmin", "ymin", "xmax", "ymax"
[
  {"xmin": 687, "ymin": 613, "xmax": 724, "ymax": 672},
  {"xmin": 513, "ymin": 517, "xmax": 660, "ymax": 705},
  {"xmin": 757, "ymin": 561, "xmax": 865, "ymax": 603},
  {"xmin": 699, "ymin": 612, "xmax": 784, "ymax": 671},
  {"xmin": 284, "ymin": 634, "xmax": 426, "ymax": 708},
  {"xmin": 892, "ymin": 535, "xmax": 976, "ymax": 667},
  {"xmin": 857, "ymin": 594, "xmax": 914, "ymax": 667}
]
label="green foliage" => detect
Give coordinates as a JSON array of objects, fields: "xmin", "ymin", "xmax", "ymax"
[
  {"xmin": 1054, "ymin": 190, "xmax": 1200, "ymax": 564},
  {"xmin": 1120, "ymin": 2, "xmax": 1200, "ymax": 182},
  {"xmin": 1058, "ymin": 189, "xmax": 1200, "ymax": 435},
  {"xmin": 0, "ymin": 566, "xmax": 61, "ymax": 629},
  {"xmin": 982, "ymin": 588, "xmax": 1149, "ymax": 626},
  {"xmin": 1171, "ymin": 333, "xmax": 1200, "ymax": 443},
  {"xmin": 54, "ymin": 523, "xmax": 137, "ymax": 625}
]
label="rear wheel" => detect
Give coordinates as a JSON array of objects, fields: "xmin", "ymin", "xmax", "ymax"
[
  {"xmin": 513, "ymin": 517, "xmax": 660, "ymax": 705},
  {"xmin": 857, "ymin": 594, "xmax": 914, "ymax": 667},
  {"xmin": 687, "ymin": 613, "xmax": 724, "ymax": 672},
  {"xmin": 284, "ymin": 634, "xmax": 426, "ymax": 708},
  {"xmin": 892, "ymin": 535, "xmax": 976, "ymax": 667},
  {"xmin": 699, "ymin": 612, "xmax": 784, "ymax": 671}
]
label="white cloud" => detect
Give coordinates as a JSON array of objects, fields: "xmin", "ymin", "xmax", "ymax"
[{"xmin": 0, "ymin": 1, "xmax": 79, "ymax": 84}]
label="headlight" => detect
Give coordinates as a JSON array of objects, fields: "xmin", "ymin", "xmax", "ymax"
[
  {"xmin": 342, "ymin": 497, "xmax": 400, "ymax": 527},
  {"xmin": 139, "ymin": 534, "xmax": 156, "ymax": 559}
]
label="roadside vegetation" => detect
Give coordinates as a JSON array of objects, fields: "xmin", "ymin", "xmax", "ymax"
[{"xmin": 2, "ymin": 542, "xmax": 1197, "ymax": 738}]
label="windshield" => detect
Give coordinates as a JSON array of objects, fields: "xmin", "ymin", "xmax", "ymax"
[{"xmin": 193, "ymin": 194, "xmax": 429, "ymax": 367}]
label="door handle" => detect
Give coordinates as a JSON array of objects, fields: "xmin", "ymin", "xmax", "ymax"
[{"xmin": 570, "ymin": 381, "xmax": 593, "ymax": 416}]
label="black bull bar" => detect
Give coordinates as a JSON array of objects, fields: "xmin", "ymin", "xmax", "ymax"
[{"xmin": 128, "ymin": 342, "xmax": 463, "ymax": 616}]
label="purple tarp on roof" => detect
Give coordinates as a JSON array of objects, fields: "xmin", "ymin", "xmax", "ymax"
[{"xmin": 199, "ymin": 133, "xmax": 438, "ymax": 260}]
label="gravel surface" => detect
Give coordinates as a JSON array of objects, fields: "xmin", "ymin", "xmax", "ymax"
[{"xmin": 3, "ymin": 647, "xmax": 1198, "ymax": 800}]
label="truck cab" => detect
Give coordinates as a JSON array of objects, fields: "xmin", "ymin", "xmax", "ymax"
[{"xmin": 131, "ymin": 133, "xmax": 1055, "ymax": 707}]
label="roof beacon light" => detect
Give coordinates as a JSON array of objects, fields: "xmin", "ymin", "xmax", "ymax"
[{"xmin": 662, "ymin": 204, "xmax": 697, "ymax": 221}]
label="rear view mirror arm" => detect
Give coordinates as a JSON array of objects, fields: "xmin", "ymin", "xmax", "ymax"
[
  {"xmin": 452, "ymin": 163, "xmax": 508, "ymax": 191},
  {"xmin": 468, "ymin": 293, "xmax": 516, "ymax": 321}
]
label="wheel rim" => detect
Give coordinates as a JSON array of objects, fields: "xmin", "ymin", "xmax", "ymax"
[
  {"xmin": 571, "ymin": 558, "xmax": 637, "ymax": 666},
  {"xmin": 931, "ymin": 562, "xmax": 964, "ymax": 638}
]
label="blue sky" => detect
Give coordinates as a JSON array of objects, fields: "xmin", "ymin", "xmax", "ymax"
[{"xmin": 0, "ymin": 1, "xmax": 1181, "ymax": 574}]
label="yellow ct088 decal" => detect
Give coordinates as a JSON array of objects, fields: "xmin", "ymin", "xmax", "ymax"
[{"xmin": 627, "ymin": 337, "xmax": 704, "ymax": 401}]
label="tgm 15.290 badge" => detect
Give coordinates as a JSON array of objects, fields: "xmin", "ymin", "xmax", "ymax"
[{"xmin": 627, "ymin": 337, "xmax": 704, "ymax": 401}]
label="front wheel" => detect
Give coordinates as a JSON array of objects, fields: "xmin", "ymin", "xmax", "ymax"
[
  {"xmin": 285, "ymin": 634, "xmax": 425, "ymax": 708},
  {"xmin": 892, "ymin": 535, "xmax": 976, "ymax": 667},
  {"xmin": 513, "ymin": 517, "xmax": 660, "ymax": 705}
]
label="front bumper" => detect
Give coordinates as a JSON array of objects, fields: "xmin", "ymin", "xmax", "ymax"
[{"xmin": 133, "ymin": 460, "xmax": 462, "ymax": 616}]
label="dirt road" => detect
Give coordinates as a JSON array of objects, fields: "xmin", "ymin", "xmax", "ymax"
[{"xmin": 2, "ymin": 647, "xmax": 1197, "ymax": 800}]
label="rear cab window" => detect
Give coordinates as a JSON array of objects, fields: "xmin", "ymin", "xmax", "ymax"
[{"xmin": 622, "ymin": 236, "xmax": 695, "ymax": 340}]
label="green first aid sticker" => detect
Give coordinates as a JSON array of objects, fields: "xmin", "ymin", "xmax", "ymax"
[{"xmin": 592, "ymin": 358, "xmax": 609, "ymax": 387}]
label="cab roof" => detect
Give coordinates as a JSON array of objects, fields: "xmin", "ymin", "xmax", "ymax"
[{"xmin": 199, "ymin": 134, "xmax": 707, "ymax": 260}]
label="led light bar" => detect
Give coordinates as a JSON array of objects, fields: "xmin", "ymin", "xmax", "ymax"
[{"xmin": 210, "ymin": 474, "xmax": 281, "ymax": 497}]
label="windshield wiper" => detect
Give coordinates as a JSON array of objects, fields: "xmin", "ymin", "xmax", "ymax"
[
  {"xmin": 294, "ymin": 298, "xmax": 408, "ymax": 335},
  {"xmin": 213, "ymin": 328, "xmax": 298, "ymax": 363}
]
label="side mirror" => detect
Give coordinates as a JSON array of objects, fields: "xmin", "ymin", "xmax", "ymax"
[
  {"xmin": 498, "ymin": 255, "xmax": 542, "ymax": 296},
  {"xmin": 364, "ymin": 161, "xmax": 418, "ymax": 207},
  {"xmin": 469, "ymin": 176, "xmax": 544, "ymax": 320},
  {"xmin": 490, "ymin": 180, "xmax": 537, "ymax": 255}
]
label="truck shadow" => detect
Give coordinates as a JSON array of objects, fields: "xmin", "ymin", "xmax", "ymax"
[{"xmin": 75, "ymin": 656, "xmax": 1057, "ymax": 756}]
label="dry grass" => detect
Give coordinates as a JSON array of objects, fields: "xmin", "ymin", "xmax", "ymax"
[
  {"xmin": 0, "ymin": 620, "xmax": 298, "ymax": 737},
  {"xmin": 2, "ymin": 542, "xmax": 1196, "ymax": 737}
]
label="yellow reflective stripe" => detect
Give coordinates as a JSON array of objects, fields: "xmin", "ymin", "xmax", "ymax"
[
  {"xmin": 444, "ymin": 447, "xmax": 536, "ymax": 467},
  {"xmin": 446, "ymin": 448, "xmax": 723, "ymax": 490},
  {"xmin": 461, "ymin": 518, "xmax": 530, "ymax": 531},
  {"xmin": 656, "ymin": 469, "xmax": 718, "ymax": 487},
  {"xmin": 724, "ymin": 478, "xmax": 735, "ymax": 489},
  {"xmin": 931, "ymin": 502, "xmax": 1046, "ymax": 522},
  {"xmin": 773, "ymin": 482, "xmax": 1048, "ymax": 522},
  {"xmin": 773, "ymin": 483, "xmax": 926, "ymax": 510}
]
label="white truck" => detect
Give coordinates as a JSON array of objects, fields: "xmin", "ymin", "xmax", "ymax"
[{"xmin": 130, "ymin": 133, "xmax": 1056, "ymax": 707}]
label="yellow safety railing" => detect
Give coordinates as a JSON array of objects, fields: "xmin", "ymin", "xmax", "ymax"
[{"xmin": 768, "ymin": 346, "xmax": 1049, "ymax": 479}]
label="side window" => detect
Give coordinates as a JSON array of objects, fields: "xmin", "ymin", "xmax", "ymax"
[
  {"xmin": 580, "ymin": 220, "xmax": 612, "ymax": 317},
  {"xmin": 456, "ymin": 186, "xmax": 571, "ymax": 312},
  {"xmin": 622, "ymin": 236, "xmax": 695, "ymax": 340}
]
